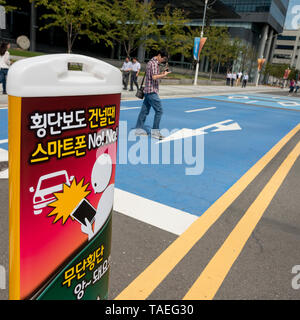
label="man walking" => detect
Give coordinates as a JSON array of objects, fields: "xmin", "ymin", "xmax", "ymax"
[
  {"xmin": 135, "ymin": 50, "xmax": 171, "ymax": 140},
  {"xmin": 242, "ymin": 73, "xmax": 249, "ymax": 88},
  {"xmin": 226, "ymin": 71, "xmax": 231, "ymax": 86},
  {"xmin": 236, "ymin": 71, "xmax": 243, "ymax": 86},
  {"xmin": 121, "ymin": 56, "xmax": 132, "ymax": 90},
  {"xmin": 129, "ymin": 57, "xmax": 141, "ymax": 92},
  {"xmin": 231, "ymin": 72, "xmax": 237, "ymax": 87}
]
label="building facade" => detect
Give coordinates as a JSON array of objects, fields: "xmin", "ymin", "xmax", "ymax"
[
  {"xmin": 272, "ymin": 29, "xmax": 300, "ymax": 70},
  {"xmin": 212, "ymin": 0, "xmax": 289, "ymax": 81}
]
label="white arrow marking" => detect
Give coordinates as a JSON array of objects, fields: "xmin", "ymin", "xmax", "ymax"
[
  {"xmin": 228, "ymin": 95, "xmax": 249, "ymax": 100},
  {"xmin": 0, "ymin": 169, "xmax": 8, "ymax": 179},
  {"xmin": 158, "ymin": 120, "xmax": 242, "ymax": 144},
  {"xmin": 0, "ymin": 139, "xmax": 8, "ymax": 145},
  {"xmin": 0, "ymin": 147, "xmax": 8, "ymax": 179},
  {"xmin": 211, "ymin": 122, "xmax": 242, "ymax": 132},
  {"xmin": 278, "ymin": 101, "xmax": 300, "ymax": 107},
  {"xmin": 244, "ymin": 100, "xmax": 259, "ymax": 104},
  {"xmin": 0, "ymin": 148, "xmax": 8, "ymax": 161}
]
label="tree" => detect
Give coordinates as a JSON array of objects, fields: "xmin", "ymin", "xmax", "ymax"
[
  {"xmin": 108, "ymin": 0, "xmax": 157, "ymax": 57},
  {"xmin": 201, "ymin": 26, "xmax": 231, "ymax": 80},
  {"xmin": 151, "ymin": 5, "xmax": 192, "ymax": 59},
  {"xmin": 263, "ymin": 63, "xmax": 298, "ymax": 81},
  {"xmin": 0, "ymin": 0, "xmax": 16, "ymax": 12},
  {"xmin": 32, "ymin": 0, "xmax": 113, "ymax": 53}
]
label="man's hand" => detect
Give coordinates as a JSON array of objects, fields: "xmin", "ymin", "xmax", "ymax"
[{"xmin": 153, "ymin": 71, "xmax": 171, "ymax": 80}]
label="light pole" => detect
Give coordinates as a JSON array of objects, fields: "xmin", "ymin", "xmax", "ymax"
[
  {"xmin": 30, "ymin": 1, "xmax": 37, "ymax": 52},
  {"xmin": 256, "ymin": 31, "xmax": 280, "ymax": 86},
  {"xmin": 194, "ymin": 0, "xmax": 208, "ymax": 86}
]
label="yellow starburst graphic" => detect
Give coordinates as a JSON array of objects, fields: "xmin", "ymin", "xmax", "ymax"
[{"xmin": 48, "ymin": 178, "xmax": 91, "ymax": 224}]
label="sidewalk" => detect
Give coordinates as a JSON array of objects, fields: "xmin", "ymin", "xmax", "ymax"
[
  {"xmin": 121, "ymin": 84, "xmax": 285, "ymax": 100},
  {"xmin": 0, "ymin": 85, "xmax": 286, "ymax": 106}
]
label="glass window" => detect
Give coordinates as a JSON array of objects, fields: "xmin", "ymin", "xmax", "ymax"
[
  {"xmin": 276, "ymin": 45, "xmax": 295, "ymax": 50},
  {"xmin": 273, "ymin": 54, "xmax": 292, "ymax": 59},
  {"xmin": 270, "ymin": 2, "xmax": 285, "ymax": 26},
  {"xmin": 277, "ymin": 35, "xmax": 297, "ymax": 41},
  {"xmin": 212, "ymin": 21, "xmax": 252, "ymax": 29},
  {"xmin": 221, "ymin": 0, "xmax": 272, "ymax": 13}
]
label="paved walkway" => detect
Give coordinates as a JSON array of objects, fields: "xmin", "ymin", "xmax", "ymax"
[
  {"xmin": 121, "ymin": 85, "xmax": 284, "ymax": 100},
  {"xmin": 0, "ymin": 85, "xmax": 283, "ymax": 106}
]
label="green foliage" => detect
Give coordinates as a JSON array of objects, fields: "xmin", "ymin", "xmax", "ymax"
[
  {"xmin": 195, "ymin": 26, "xmax": 258, "ymax": 79},
  {"xmin": 200, "ymin": 26, "xmax": 233, "ymax": 79},
  {"xmin": 238, "ymin": 43, "xmax": 257, "ymax": 73},
  {"xmin": 108, "ymin": 0, "xmax": 157, "ymax": 57},
  {"xmin": 0, "ymin": 0, "xmax": 16, "ymax": 12},
  {"xmin": 32, "ymin": 0, "xmax": 113, "ymax": 53},
  {"xmin": 27, "ymin": 0, "xmax": 258, "ymax": 74},
  {"xmin": 263, "ymin": 63, "xmax": 290, "ymax": 79},
  {"xmin": 288, "ymin": 67, "xmax": 298, "ymax": 80},
  {"xmin": 150, "ymin": 5, "xmax": 192, "ymax": 58},
  {"xmin": 9, "ymin": 48, "xmax": 45, "ymax": 57},
  {"xmin": 202, "ymin": 26, "xmax": 230, "ymax": 62}
]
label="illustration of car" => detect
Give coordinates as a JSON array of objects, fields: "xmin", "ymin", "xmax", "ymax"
[{"xmin": 29, "ymin": 170, "xmax": 74, "ymax": 215}]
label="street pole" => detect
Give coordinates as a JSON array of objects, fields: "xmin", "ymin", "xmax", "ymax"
[
  {"xmin": 194, "ymin": 0, "xmax": 208, "ymax": 86},
  {"xmin": 256, "ymin": 72, "xmax": 260, "ymax": 86},
  {"xmin": 30, "ymin": 1, "xmax": 36, "ymax": 52},
  {"xmin": 256, "ymin": 57, "xmax": 261, "ymax": 87}
]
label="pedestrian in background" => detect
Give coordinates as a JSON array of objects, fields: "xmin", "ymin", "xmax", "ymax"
[
  {"xmin": 231, "ymin": 72, "xmax": 236, "ymax": 87},
  {"xmin": 135, "ymin": 50, "xmax": 171, "ymax": 140},
  {"xmin": 288, "ymin": 79, "xmax": 295, "ymax": 95},
  {"xmin": 295, "ymin": 80, "xmax": 300, "ymax": 94},
  {"xmin": 0, "ymin": 42, "xmax": 11, "ymax": 95},
  {"xmin": 121, "ymin": 56, "xmax": 132, "ymax": 90},
  {"xmin": 129, "ymin": 57, "xmax": 140, "ymax": 92},
  {"xmin": 236, "ymin": 71, "xmax": 243, "ymax": 86},
  {"xmin": 242, "ymin": 73, "xmax": 249, "ymax": 88},
  {"xmin": 226, "ymin": 71, "xmax": 231, "ymax": 86}
]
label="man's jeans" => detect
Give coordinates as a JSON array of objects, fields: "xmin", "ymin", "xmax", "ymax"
[{"xmin": 135, "ymin": 93, "xmax": 163, "ymax": 131}]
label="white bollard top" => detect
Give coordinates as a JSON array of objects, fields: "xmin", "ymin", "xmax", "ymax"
[{"xmin": 7, "ymin": 54, "xmax": 122, "ymax": 97}]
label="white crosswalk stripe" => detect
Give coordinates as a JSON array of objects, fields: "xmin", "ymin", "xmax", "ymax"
[{"xmin": 0, "ymin": 148, "xmax": 8, "ymax": 179}]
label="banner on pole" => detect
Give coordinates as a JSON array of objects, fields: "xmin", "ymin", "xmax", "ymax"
[
  {"xmin": 193, "ymin": 37, "xmax": 207, "ymax": 61},
  {"xmin": 283, "ymin": 68, "xmax": 291, "ymax": 80},
  {"xmin": 257, "ymin": 58, "xmax": 266, "ymax": 71}
]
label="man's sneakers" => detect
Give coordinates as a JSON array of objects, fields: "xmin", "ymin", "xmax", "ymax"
[
  {"xmin": 151, "ymin": 130, "xmax": 165, "ymax": 140},
  {"xmin": 135, "ymin": 129, "xmax": 148, "ymax": 136},
  {"xmin": 135, "ymin": 129, "xmax": 164, "ymax": 140}
]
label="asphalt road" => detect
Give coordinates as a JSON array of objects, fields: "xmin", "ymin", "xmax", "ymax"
[
  {"xmin": 1, "ymin": 88, "xmax": 300, "ymax": 300},
  {"xmin": 1, "ymin": 132, "xmax": 300, "ymax": 300}
]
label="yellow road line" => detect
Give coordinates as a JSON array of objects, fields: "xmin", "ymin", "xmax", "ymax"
[
  {"xmin": 183, "ymin": 140, "xmax": 300, "ymax": 300},
  {"xmin": 115, "ymin": 124, "xmax": 300, "ymax": 300}
]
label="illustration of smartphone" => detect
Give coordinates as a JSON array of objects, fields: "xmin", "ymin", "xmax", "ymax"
[{"xmin": 70, "ymin": 198, "xmax": 96, "ymax": 226}]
